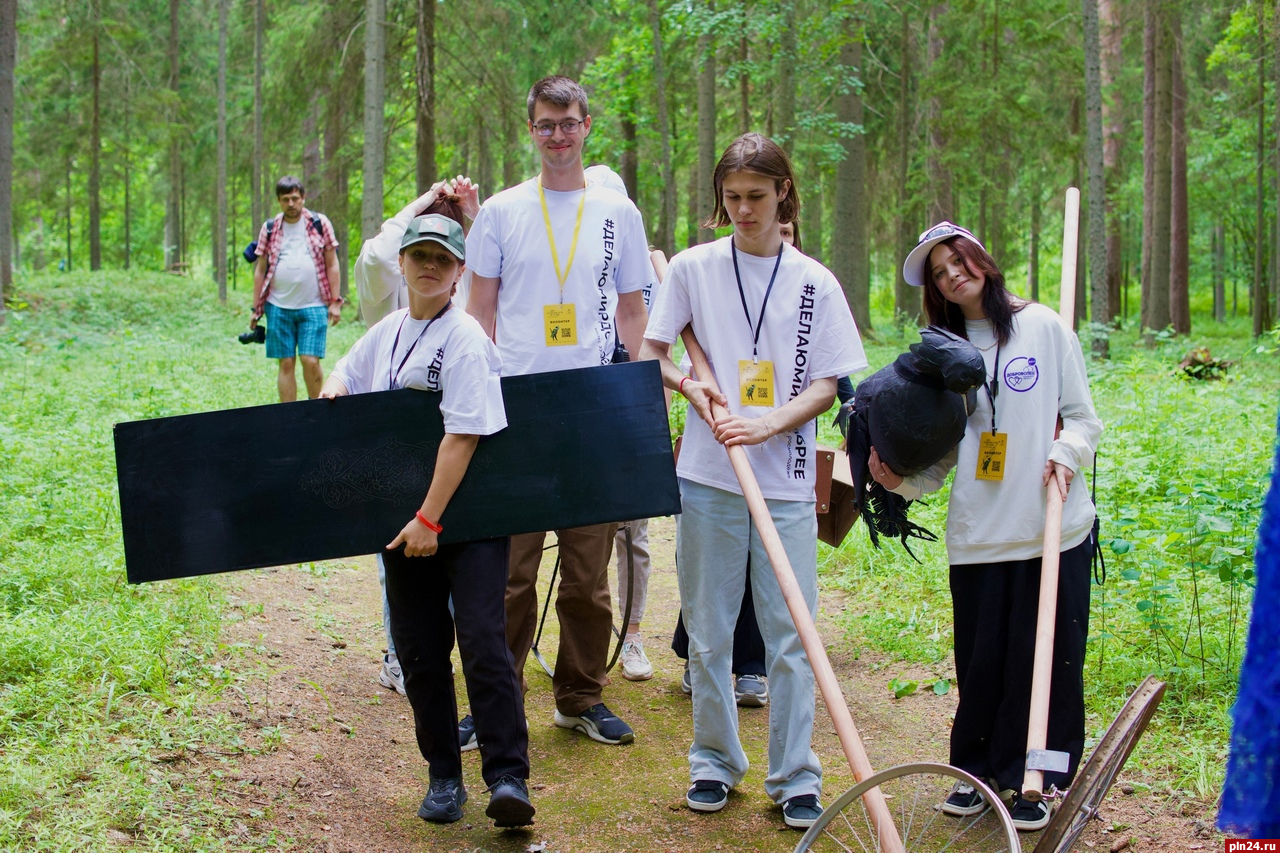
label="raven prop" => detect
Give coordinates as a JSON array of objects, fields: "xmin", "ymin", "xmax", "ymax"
[{"xmin": 839, "ymin": 326, "xmax": 986, "ymax": 558}]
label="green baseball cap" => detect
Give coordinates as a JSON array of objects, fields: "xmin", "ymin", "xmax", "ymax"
[{"xmin": 400, "ymin": 214, "xmax": 466, "ymax": 261}]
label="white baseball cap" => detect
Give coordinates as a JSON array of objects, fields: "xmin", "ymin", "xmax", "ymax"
[{"xmin": 902, "ymin": 221, "xmax": 986, "ymax": 288}]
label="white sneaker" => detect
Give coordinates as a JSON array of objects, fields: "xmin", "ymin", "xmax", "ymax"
[
  {"xmin": 379, "ymin": 654, "xmax": 405, "ymax": 695},
  {"xmin": 620, "ymin": 636, "xmax": 654, "ymax": 681}
]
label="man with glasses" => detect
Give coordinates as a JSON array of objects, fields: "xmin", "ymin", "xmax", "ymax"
[{"xmin": 466, "ymin": 76, "xmax": 651, "ymax": 746}]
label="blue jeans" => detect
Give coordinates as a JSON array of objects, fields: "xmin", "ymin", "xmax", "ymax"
[{"xmin": 676, "ymin": 478, "xmax": 822, "ymax": 803}]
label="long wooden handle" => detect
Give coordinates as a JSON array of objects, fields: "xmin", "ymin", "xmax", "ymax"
[
  {"xmin": 679, "ymin": 327, "xmax": 903, "ymax": 853},
  {"xmin": 1023, "ymin": 186, "xmax": 1081, "ymax": 801}
]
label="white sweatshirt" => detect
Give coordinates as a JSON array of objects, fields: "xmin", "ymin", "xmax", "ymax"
[{"xmin": 890, "ymin": 302, "xmax": 1102, "ymax": 565}]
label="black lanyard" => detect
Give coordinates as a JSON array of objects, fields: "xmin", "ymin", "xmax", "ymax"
[
  {"xmin": 731, "ymin": 239, "xmax": 784, "ymax": 363},
  {"xmin": 389, "ymin": 303, "xmax": 451, "ymax": 390},
  {"xmin": 982, "ymin": 343, "xmax": 1001, "ymax": 434}
]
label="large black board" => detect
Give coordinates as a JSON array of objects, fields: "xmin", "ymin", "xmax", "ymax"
[{"xmin": 116, "ymin": 360, "xmax": 680, "ymax": 584}]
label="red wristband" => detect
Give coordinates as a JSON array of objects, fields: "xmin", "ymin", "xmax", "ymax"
[
  {"xmin": 679, "ymin": 376, "xmax": 689, "ymax": 396},
  {"xmin": 415, "ymin": 511, "xmax": 442, "ymax": 533}
]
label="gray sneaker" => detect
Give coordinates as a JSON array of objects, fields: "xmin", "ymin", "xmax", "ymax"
[
  {"xmin": 379, "ymin": 654, "xmax": 405, "ymax": 696},
  {"xmin": 681, "ymin": 663, "xmax": 692, "ymax": 695},
  {"xmin": 734, "ymin": 673, "xmax": 768, "ymax": 708},
  {"xmin": 620, "ymin": 637, "xmax": 654, "ymax": 681}
]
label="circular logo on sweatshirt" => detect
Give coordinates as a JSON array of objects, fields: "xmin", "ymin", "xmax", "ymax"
[{"xmin": 1003, "ymin": 357, "xmax": 1039, "ymax": 392}]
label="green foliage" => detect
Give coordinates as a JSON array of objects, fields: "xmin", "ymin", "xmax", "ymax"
[{"xmin": 0, "ymin": 270, "xmax": 363, "ymax": 849}]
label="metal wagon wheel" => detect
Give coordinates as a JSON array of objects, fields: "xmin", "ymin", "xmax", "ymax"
[
  {"xmin": 793, "ymin": 762, "xmax": 1019, "ymax": 853},
  {"xmin": 1032, "ymin": 676, "xmax": 1167, "ymax": 853}
]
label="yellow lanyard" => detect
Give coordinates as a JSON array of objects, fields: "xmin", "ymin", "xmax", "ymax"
[{"xmin": 537, "ymin": 177, "xmax": 587, "ymax": 303}]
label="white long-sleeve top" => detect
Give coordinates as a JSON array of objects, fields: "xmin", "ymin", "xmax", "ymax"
[
  {"xmin": 353, "ymin": 195, "xmax": 472, "ymax": 327},
  {"xmin": 889, "ymin": 302, "xmax": 1102, "ymax": 565}
]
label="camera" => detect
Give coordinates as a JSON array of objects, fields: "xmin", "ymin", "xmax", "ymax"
[{"xmin": 238, "ymin": 325, "xmax": 266, "ymax": 345}]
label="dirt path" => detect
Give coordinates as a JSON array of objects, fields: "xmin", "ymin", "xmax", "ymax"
[{"xmin": 195, "ymin": 516, "xmax": 1220, "ymax": 852}]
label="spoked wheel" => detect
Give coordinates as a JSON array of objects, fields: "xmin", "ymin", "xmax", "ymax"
[
  {"xmin": 793, "ymin": 762, "xmax": 1019, "ymax": 853},
  {"xmin": 1033, "ymin": 676, "xmax": 1166, "ymax": 853}
]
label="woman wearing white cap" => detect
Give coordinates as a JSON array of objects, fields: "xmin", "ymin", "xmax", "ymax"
[
  {"xmin": 869, "ymin": 222, "xmax": 1102, "ymax": 831},
  {"xmin": 320, "ymin": 214, "xmax": 535, "ymax": 830}
]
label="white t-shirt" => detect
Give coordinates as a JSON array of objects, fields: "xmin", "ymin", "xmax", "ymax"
[
  {"xmin": 465, "ymin": 179, "xmax": 650, "ymax": 376},
  {"xmin": 268, "ymin": 219, "xmax": 324, "ymax": 309},
  {"xmin": 646, "ymin": 237, "xmax": 868, "ymax": 501},
  {"xmin": 330, "ymin": 306, "xmax": 506, "ymax": 436}
]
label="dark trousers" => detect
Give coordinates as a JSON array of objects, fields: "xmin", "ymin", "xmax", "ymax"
[
  {"xmin": 949, "ymin": 538, "xmax": 1092, "ymax": 794},
  {"xmin": 384, "ymin": 537, "xmax": 529, "ymax": 785},
  {"xmin": 671, "ymin": 557, "xmax": 767, "ymax": 677}
]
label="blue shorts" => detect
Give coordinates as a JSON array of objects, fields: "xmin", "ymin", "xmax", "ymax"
[{"xmin": 265, "ymin": 303, "xmax": 328, "ymax": 359}]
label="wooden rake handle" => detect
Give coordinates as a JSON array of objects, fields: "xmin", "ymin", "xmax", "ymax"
[
  {"xmin": 678, "ymin": 324, "xmax": 904, "ymax": 853},
  {"xmin": 1023, "ymin": 186, "xmax": 1081, "ymax": 801}
]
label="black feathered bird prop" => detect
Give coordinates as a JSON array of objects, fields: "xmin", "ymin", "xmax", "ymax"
[{"xmin": 836, "ymin": 326, "xmax": 986, "ymax": 559}]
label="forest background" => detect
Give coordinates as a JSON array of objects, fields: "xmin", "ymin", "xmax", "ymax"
[{"xmin": 1, "ymin": 0, "xmax": 1279, "ymax": 343}]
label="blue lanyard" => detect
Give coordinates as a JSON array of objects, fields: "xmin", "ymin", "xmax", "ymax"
[
  {"xmin": 389, "ymin": 303, "xmax": 451, "ymax": 390},
  {"xmin": 731, "ymin": 239, "xmax": 783, "ymax": 363}
]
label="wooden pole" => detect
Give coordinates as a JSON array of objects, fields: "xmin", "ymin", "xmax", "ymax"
[
  {"xmin": 1022, "ymin": 186, "xmax": 1080, "ymax": 801},
  {"xmin": 652, "ymin": 250, "xmax": 902, "ymax": 850}
]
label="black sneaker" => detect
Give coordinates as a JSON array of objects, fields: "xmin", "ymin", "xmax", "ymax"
[
  {"xmin": 941, "ymin": 781, "xmax": 987, "ymax": 816},
  {"xmin": 485, "ymin": 775, "xmax": 535, "ymax": 828},
  {"xmin": 553, "ymin": 703, "xmax": 635, "ymax": 744},
  {"xmin": 1008, "ymin": 794, "xmax": 1051, "ymax": 831},
  {"xmin": 418, "ymin": 776, "xmax": 466, "ymax": 823},
  {"xmin": 686, "ymin": 779, "xmax": 729, "ymax": 812},
  {"xmin": 458, "ymin": 714, "xmax": 478, "ymax": 752},
  {"xmin": 782, "ymin": 793, "xmax": 823, "ymax": 828}
]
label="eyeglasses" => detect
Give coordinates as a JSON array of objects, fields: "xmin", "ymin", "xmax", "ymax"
[{"xmin": 532, "ymin": 119, "xmax": 585, "ymax": 137}]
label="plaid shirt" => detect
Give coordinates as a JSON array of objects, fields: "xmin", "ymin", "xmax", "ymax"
[{"xmin": 252, "ymin": 208, "xmax": 341, "ymax": 316}]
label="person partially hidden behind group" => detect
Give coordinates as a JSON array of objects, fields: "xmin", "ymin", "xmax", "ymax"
[
  {"xmin": 641, "ymin": 133, "xmax": 868, "ymax": 830},
  {"xmin": 321, "ymin": 213, "xmax": 534, "ymax": 829},
  {"xmin": 870, "ymin": 220, "xmax": 1102, "ymax": 832}
]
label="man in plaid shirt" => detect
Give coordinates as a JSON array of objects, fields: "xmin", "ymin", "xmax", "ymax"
[{"xmin": 251, "ymin": 175, "xmax": 344, "ymax": 402}]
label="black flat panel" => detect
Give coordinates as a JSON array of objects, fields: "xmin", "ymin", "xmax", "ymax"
[{"xmin": 116, "ymin": 361, "xmax": 680, "ymax": 583}]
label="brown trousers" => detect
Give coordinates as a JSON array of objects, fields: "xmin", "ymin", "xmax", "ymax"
[{"xmin": 506, "ymin": 523, "xmax": 617, "ymax": 716}]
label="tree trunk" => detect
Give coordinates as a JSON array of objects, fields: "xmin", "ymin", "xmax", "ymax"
[
  {"xmin": 774, "ymin": 0, "xmax": 796, "ymax": 154},
  {"xmin": 1083, "ymin": 0, "xmax": 1107, "ymax": 355},
  {"xmin": 1143, "ymin": 0, "xmax": 1172, "ymax": 334},
  {"xmin": 0, "ymin": 0, "xmax": 14, "ymax": 313},
  {"xmin": 843, "ymin": 29, "xmax": 871, "ymax": 332},
  {"xmin": 1273, "ymin": 0, "xmax": 1280, "ymax": 327},
  {"xmin": 926, "ymin": 4, "xmax": 951, "ymax": 223},
  {"xmin": 1214, "ymin": 220, "xmax": 1225, "ymax": 322},
  {"xmin": 165, "ymin": 0, "xmax": 180, "ymax": 270},
  {"xmin": 620, "ymin": 117, "xmax": 637, "ymax": 200},
  {"xmin": 303, "ymin": 93, "xmax": 320, "ymax": 200},
  {"xmin": 361, "ymin": 0, "xmax": 386, "ymax": 239},
  {"xmin": 65, "ymin": 160, "xmax": 72, "ymax": 271},
  {"xmin": 215, "ymin": 0, "xmax": 228, "ymax": 301},
  {"xmin": 1100, "ymin": 0, "xmax": 1122, "ymax": 328},
  {"xmin": 1257, "ymin": 0, "xmax": 1273, "ymax": 336},
  {"xmin": 502, "ymin": 104, "xmax": 519, "ymax": 190},
  {"xmin": 810, "ymin": 174, "xmax": 823, "ymax": 263},
  {"xmin": 123, "ymin": 72, "xmax": 131, "ymax": 270},
  {"xmin": 89, "ymin": 0, "xmax": 101, "ymax": 270},
  {"xmin": 1140, "ymin": 0, "xmax": 1155, "ymax": 334},
  {"xmin": 253, "ymin": 0, "xmax": 265, "ymax": 228},
  {"xmin": 685, "ymin": 168, "xmax": 698, "ymax": 249},
  {"xmin": 1030, "ymin": 185, "xmax": 1041, "ymax": 302},
  {"xmin": 896, "ymin": 6, "xmax": 918, "ymax": 324},
  {"xmin": 739, "ymin": 17, "xmax": 749, "ymax": 134},
  {"xmin": 415, "ymin": 0, "xmax": 436, "ymax": 193},
  {"xmin": 697, "ymin": 0, "xmax": 716, "ymax": 244},
  {"xmin": 323, "ymin": 85, "xmax": 349, "ymax": 296},
  {"xmin": 1169, "ymin": 9, "xmax": 1189, "ymax": 335},
  {"xmin": 648, "ymin": 0, "xmax": 675, "ymax": 255},
  {"xmin": 478, "ymin": 113, "xmax": 492, "ymax": 202}
]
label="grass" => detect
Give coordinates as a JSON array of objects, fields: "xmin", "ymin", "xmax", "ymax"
[{"xmin": 0, "ymin": 268, "xmax": 1275, "ymax": 847}]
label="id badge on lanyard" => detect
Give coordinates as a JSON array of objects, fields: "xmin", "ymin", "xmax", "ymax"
[
  {"xmin": 738, "ymin": 360, "xmax": 775, "ymax": 406},
  {"xmin": 543, "ymin": 303, "xmax": 577, "ymax": 346}
]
